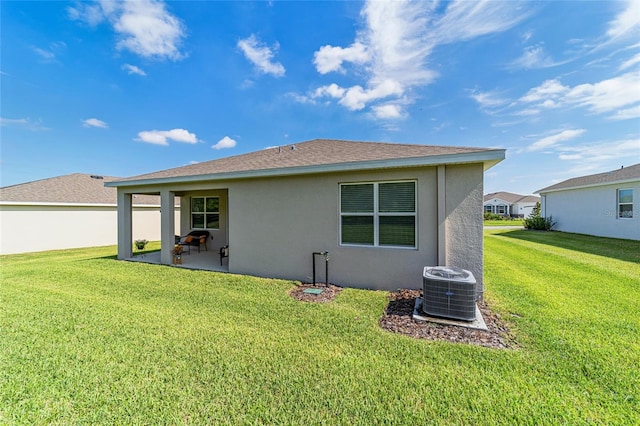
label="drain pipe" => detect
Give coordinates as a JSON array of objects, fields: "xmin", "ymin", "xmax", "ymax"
[{"xmin": 312, "ymin": 252, "xmax": 329, "ymax": 286}]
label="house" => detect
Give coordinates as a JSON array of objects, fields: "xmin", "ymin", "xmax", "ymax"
[
  {"xmin": 536, "ymin": 164, "xmax": 640, "ymax": 240},
  {"xmin": 0, "ymin": 173, "xmax": 180, "ymax": 255},
  {"xmin": 483, "ymin": 192, "xmax": 540, "ymax": 218},
  {"xmin": 106, "ymin": 139, "xmax": 505, "ymax": 294}
]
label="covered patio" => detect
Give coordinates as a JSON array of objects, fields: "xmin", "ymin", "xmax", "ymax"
[{"xmin": 127, "ymin": 247, "xmax": 229, "ymax": 273}]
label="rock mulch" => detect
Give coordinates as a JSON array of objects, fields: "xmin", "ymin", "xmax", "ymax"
[{"xmin": 290, "ymin": 285, "xmax": 517, "ymax": 349}]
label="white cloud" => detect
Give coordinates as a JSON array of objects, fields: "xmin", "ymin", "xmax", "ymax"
[
  {"xmin": 212, "ymin": 136, "xmax": 237, "ymax": 150},
  {"xmin": 519, "ymin": 79, "xmax": 569, "ymax": 103},
  {"xmin": 0, "ymin": 118, "xmax": 29, "ymax": 126},
  {"xmin": 313, "ymin": 42, "xmax": 369, "ymax": 74},
  {"xmin": 122, "ymin": 64, "xmax": 147, "ymax": 76},
  {"xmin": 372, "ymin": 103, "xmax": 404, "ymax": 119},
  {"xmin": 237, "ymin": 35, "xmax": 285, "ymax": 77},
  {"xmin": 520, "ymin": 73, "xmax": 640, "ymax": 118},
  {"xmin": 307, "ymin": 0, "xmax": 528, "ymax": 119},
  {"xmin": 339, "ymin": 79, "xmax": 404, "ymax": 111},
  {"xmin": 314, "ymin": 83, "xmax": 346, "ymax": 99},
  {"xmin": 606, "ymin": 0, "xmax": 640, "ymax": 40},
  {"xmin": 83, "ymin": 118, "xmax": 108, "ymax": 128},
  {"xmin": 135, "ymin": 128, "xmax": 198, "ymax": 145},
  {"xmin": 69, "ymin": 0, "xmax": 186, "ymax": 61},
  {"xmin": 509, "ymin": 44, "xmax": 564, "ymax": 69},
  {"xmin": 619, "ymin": 52, "xmax": 640, "ymax": 70},
  {"xmin": 468, "ymin": 88, "xmax": 509, "ymax": 111},
  {"xmin": 558, "ymin": 138, "xmax": 640, "ymax": 164},
  {"xmin": 31, "ymin": 46, "xmax": 56, "ymax": 60},
  {"xmin": 0, "ymin": 117, "xmax": 50, "ymax": 131},
  {"xmin": 564, "ymin": 72, "xmax": 640, "ymax": 113},
  {"xmin": 607, "ymin": 105, "xmax": 640, "ymax": 120},
  {"xmin": 527, "ymin": 129, "xmax": 586, "ymax": 152}
]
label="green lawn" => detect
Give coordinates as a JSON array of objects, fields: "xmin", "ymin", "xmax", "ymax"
[{"xmin": 1, "ymin": 232, "xmax": 639, "ymax": 424}]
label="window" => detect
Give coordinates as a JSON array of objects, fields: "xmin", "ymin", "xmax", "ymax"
[
  {"xmin": 484, "ymin": 205, "xmax": 493, "ymax": 213},
  {"xmin": 496, "ymin": 205, "xmax": 507, "ymax": 215},
  {"xmin": 191, "ymin": 197, "xmax": 219, "ymax": 229},
  {"xmin": 340, "ymin": 181, "xmax": 416, "ymax": 248},
  {"xmin": 618, "ymin": 189, "xmax": 633, "ymax": 219}
]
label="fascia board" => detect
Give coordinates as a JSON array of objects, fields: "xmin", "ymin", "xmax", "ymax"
[
  {"xmin": 0, "ymin": 201, "xmax": 163, "ymax": 208},
  {"xmin": 106, "ymin": 149, "xmax": 506, "ymax": 189}
]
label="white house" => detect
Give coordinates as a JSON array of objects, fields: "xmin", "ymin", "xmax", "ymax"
[
  {"xmin": 536, "ymin": 164, "xmax": 640, "ymax": 240},
  {"xmin": 0, "ymin": 173, "xmax": 180, "ymax": 254},
  {"xmin": 106, "ymin": 139, "xmax": 505, "ymax": 294},
  {"xmin": 483, "ymin": 192, "xmax": 540, "ymax": 218}
]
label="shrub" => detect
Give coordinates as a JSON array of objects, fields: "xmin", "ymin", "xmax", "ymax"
[
  {"xmin": 523, "ymin": 202, "xmax": 555, "ymax": 230},
  {"xmin": 484, "ymin": 212, "xmax": 503, "ymax": 221}
]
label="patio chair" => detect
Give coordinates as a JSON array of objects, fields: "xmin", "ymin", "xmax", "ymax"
[
  {"xmin": 220, "ymin": 245, "xmax": 229, "ymax": 265},
  {"xmin": 175, "ymin": 230, "xmax": 210, "ymax": 254}
]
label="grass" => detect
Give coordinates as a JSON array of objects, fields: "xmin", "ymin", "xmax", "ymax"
[{"xmin": 1, "ymin": 232, "xmax": 639, "ymax": 424}]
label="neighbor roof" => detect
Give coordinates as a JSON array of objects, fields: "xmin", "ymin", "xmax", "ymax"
[
  {"xmin": 108, "ymin": 139, "xmax": 505, "ymax": 187},
  {"xmin": 536, "ymin": 163, "xmax": 640, "ymax": 194},
  {"xmin": 0, "ymin": 173, "xmax": 161, "ymax": 205},
  {"xmin": 484, "ymin": 192, "xmax": 540, "ymax": 204}
]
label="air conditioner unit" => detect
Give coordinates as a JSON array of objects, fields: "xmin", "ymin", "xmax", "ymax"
[{"xmin": 422, "ymin": 266, "xmax": 476, "ymax": 321}]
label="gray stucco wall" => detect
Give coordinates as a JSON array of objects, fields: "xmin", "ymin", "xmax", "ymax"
[
  {"xmin": 228, "ymin": 167, "xmax": 439, "ymax": 290},
  {"xmin": 227, "ymin": 164, "xmax": 489, "ymax": 291},
  {"xmin": 444, "ymin": 164, "xmax": 484, "ymax": 298}
]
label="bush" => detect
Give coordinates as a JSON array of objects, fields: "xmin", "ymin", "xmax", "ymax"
[
  {"xmin": 484, "ymin": 212, "xmax": 503, "ymax": 221},
  {"xmin": 523, "ymin": 202, "xmax": 556, "ymax": 230}
]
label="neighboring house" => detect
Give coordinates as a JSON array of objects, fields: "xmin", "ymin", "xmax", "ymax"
[
  {"xmin": 106, "ymin": 139, "xmax": 505, "ymax": 294},
  {"xmin": 536, "ymin": 164, "xmax": 640, "ymax": 240},
  {"xmin": 0, "ymin": 173, "xmax": 180, "ymax": 255},
  {"xmin": 483, "ymin": 192, "xmax": 540, "ymax": 218}
]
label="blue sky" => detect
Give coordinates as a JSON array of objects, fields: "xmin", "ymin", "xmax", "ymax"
[{"xmin": 2, "ymin": 0, "xmax": 639, "ymax": 194}]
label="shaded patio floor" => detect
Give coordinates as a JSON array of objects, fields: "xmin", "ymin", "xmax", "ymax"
[{"xmin": 127, "ymin": 248, "xmax": 229, "ymax": 273}]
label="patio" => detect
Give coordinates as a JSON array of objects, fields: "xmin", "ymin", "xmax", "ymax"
[{"xmin": 128, "ymin": 247, "xmax": 228, "ymax": 273}]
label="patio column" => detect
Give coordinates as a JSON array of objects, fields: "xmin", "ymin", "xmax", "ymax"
[
  {"xmin": 117, "ymin": 190, "xmax": 133, "ymax": 260},
  {"xmin": 160, "ymin": 190, "xmax": 176, "ymax": 265},
  {"xmin": 437, "ymin": 165, "xmax": 446, "ymax": 266}
]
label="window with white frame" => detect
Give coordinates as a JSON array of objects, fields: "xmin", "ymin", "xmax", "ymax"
[
  {"xmin": 191, "ymin": 197, "xmax": 219, "ymax": 229},
  {"xmin": 484, "ymin": 205, "xmax": 493, "ymax": 213},
  {"xmin": 340, "ymin": 181, "xmax": 416, "ymax": 248},
  {"xmin": 617, "ymin": 189, "xmax": 633, "ymax": 219},
  {"xmin": 497, "ymin": 205, "xmax": 507, "ymax": 215}
]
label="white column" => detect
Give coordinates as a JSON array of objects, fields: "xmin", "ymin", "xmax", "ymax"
[
  {"xmin": 160, "ymin": 190, "xmax": 176, "ymax": 265},
  {"xmin": 117, "ymin": 190, "xmax": 133, "ymax": 260},
  {"xmin": 437, "ymin": 165, "xmax": 446, "ymax": 266}
]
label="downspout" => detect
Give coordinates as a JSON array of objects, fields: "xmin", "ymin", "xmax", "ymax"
[{"xmin": 437, "ymin": 165, "xmax": 446, "ymax": 266}]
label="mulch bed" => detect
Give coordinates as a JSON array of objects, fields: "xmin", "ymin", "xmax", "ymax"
[
  {"xmin": 380, "ymin": 289, "xmax": 518, "ymax": 349},
  {"xmin": 289, "ymin": 283, "xmax": 343, "ymax": 303},
  {"xmin": 290, "ymin": 285, "xmax": 517, "ymax": 349}
]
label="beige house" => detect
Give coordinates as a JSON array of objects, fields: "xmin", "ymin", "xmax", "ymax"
[
  {"xmin": 106, "ymin": 139, "xmax": 505, "ymax": 293},
  {"xmin": 0, "ymin": 173, "xmax": 179, "ymax": 255},
  {"xmin": 537, "ymin": 164, "xmax": 639, "ymax": 240}
]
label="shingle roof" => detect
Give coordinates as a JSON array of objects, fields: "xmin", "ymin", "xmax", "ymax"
[
  {"xmin": 483, "ymin": 192, "xmax": 539, "ymax": 204},
  {"xmin": 0, "ymin": 173, "xmax": 161, "ymax": 205},
  {"xmin": 111, "ymin": 139, "xmax": 503, "ymax": 184},
  {"xmin": 536, "ymin": 163, "xmax": 640, "ymax": 194}
]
